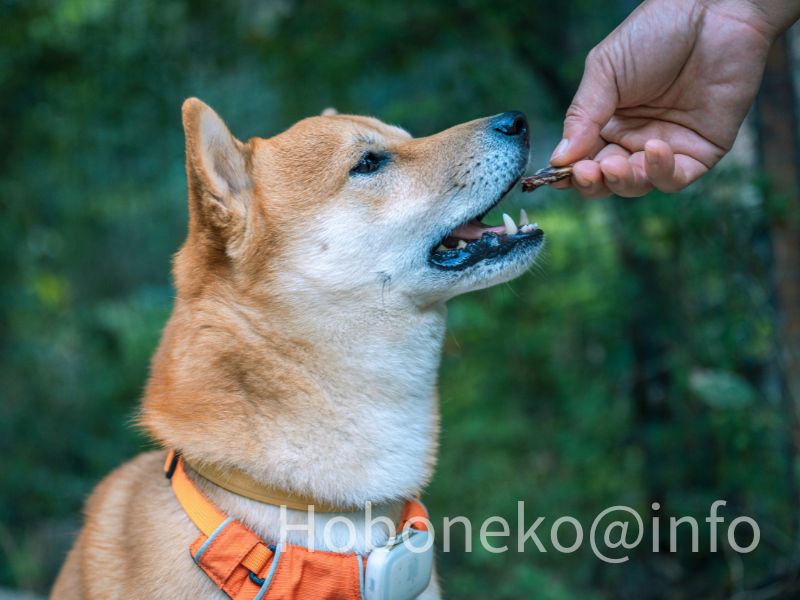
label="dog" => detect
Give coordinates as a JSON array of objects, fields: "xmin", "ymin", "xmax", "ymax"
[{"xmin": 51, "ymin": 98, "xmax": 543, "ymax": 599}]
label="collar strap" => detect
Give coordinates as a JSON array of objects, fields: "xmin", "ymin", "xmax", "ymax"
[
  {"xmin": 186, "ymin": 454, "xmax": 351, "ymax": 512},
  {"xmin": 164, "ymin": 449, "xmax": 429, "ymax": 600},
  {"xmin": 164, "ymin": 450, "xmax": 274, "ymax": 578}
]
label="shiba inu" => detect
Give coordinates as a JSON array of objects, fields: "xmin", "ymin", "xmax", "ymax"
[{"xmin": 52, "ymin": 98, "xmax": 543, "ymax": 599}]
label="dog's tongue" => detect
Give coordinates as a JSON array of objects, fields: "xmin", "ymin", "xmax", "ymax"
[{"xmin": 449, "ymin": 219, "xmax": 505, "ymax": 241}]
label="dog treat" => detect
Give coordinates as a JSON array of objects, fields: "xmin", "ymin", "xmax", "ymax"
[{"xmin": 520, "ymin": 166, "xmax": 573, "ymax": 192}]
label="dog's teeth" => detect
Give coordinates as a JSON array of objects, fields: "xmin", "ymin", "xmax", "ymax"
[
  {"xmin": 437, "ymin": 244, "xmax": 448, "ymax": 252},
  {"xmin": 520, "ymin": 222, "xmax": 542, "ymax": 234},
  {"xmin": 502, "ymin": 213, "xmax": 518, "ymax": 235},
  {"xmin": 519, "ymin": 208, "xmax": 529, "ymax": 226},
  {"xmin": 457, "ymin": 240, "xmax": 467, "ymax": 249}
]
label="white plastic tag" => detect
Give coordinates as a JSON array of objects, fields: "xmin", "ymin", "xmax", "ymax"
[{"xmin": 364, "ymin": 529, "xmax": 433, "ymax": 600}]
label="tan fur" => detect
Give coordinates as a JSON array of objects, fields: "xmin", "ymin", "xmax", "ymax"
[{"xmin": 52, "ymin": 99, "xmax": 535, "ymax": 599}]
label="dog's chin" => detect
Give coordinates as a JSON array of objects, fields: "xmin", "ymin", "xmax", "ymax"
[{"xmin": 429, "ymin": 232, "xmax": 544, "ymax": 297}]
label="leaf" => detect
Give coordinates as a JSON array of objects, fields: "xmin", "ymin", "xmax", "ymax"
[{"xmin": 689, "ymin": 369, "xmax": 756, "ymax": 409}]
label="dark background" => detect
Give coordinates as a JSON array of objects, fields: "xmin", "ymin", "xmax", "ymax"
[{"xmin": 2, "ymin": 1, "xmax": 800, "ymax": 598}]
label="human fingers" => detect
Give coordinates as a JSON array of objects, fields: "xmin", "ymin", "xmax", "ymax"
[
  {"xmin": 571, "ymin": 160, "xmax": 612, "ymax": 198},
  {"xmin": 643, "ymin": 139, "xmax": 708, "ymax": 192},
  {"xmin": 598, "ymin": 151, "xmax": 653, "ymax": 197},
  {"xmin": 570, "ymin": 143, "xmax": 633, "ymax": 198}
]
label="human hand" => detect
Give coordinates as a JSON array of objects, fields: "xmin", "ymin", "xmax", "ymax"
[{"xmin": 550, "ymin": 0, "xmax": 796, "ymax": 198}]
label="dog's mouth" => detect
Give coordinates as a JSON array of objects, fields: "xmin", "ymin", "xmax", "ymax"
[{"xmin": 428, "ymin": 185, "xmax": 543, "ymax": 271}]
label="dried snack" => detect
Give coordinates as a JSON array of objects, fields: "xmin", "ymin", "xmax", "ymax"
[{"xmin": 520, "ymin": 166, "xmax": 573, "ymax": 192}]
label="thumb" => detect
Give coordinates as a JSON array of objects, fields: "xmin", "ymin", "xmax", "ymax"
[{"xmin": 551, "ymin": 49, "xmax": 619, "ymax": 166}]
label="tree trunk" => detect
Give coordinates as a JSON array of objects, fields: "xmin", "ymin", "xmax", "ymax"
[{"xmin": 756, "ymin": 32, "xmax": 800, "ymax": 538}]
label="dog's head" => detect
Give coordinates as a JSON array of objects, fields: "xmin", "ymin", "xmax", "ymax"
[{"xmin": 177, "ymin": 99, "xmax": 542, "ymax": 308}]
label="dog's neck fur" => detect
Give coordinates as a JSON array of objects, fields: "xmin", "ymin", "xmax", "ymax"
[
  {"xmin": 142, "ymin": 285, "xmax": 445, "ymax": 511},
  {"xmin": 140, "ymin": 101, "xmax": 452, "ymax": 556}
]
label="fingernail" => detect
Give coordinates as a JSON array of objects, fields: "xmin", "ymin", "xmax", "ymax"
[
  {"xmin": 550, "ymin": 138, "xmax": 569, "ymax": 161},
  {"xmin": 646, "ymin": 151, "xmax": 659, "ymax": 165},
  {"xmin": 605, "ymin": 172, "xmax": 619, "ymax": 183}
]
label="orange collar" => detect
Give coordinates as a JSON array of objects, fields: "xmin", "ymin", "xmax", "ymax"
[{"xmin": 164, "ymin": 450, "xmax": 428, "ymax": 600}]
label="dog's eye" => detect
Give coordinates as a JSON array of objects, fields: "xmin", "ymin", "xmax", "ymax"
[{"xmin": 350, "ymin": 151, "xmax": 387, "ymax": 175}]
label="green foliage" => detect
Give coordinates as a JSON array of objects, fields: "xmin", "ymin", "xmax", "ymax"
[
  {"xmin": 434, "ymin": 171, "xmax": 793, "ymax": 597},
  {"xmin": 0, "ymin": 1, "xmax": 795, "ymax": 598}
]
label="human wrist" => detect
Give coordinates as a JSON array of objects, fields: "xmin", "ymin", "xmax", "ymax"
[
  {"xmin": 697, "ymin": 0, "xmax": 799, "ymax": 42},
  {"xmin": 740, "ymin": 0, "xmax": 800, "ymax": 40}
]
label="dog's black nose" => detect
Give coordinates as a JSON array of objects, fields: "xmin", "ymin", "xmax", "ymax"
[{"xmin": 491, "ymin": 111, "xmax": 529, "ymax": 140}]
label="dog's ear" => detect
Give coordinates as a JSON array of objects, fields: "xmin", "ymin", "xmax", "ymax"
[
  {"xmin": 321, "ymin": 107, "xmax": 338, "ymax": 116},
  {"xmin": 182, "ymin": 98, "xmax": 249, "ymax": 226}
]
